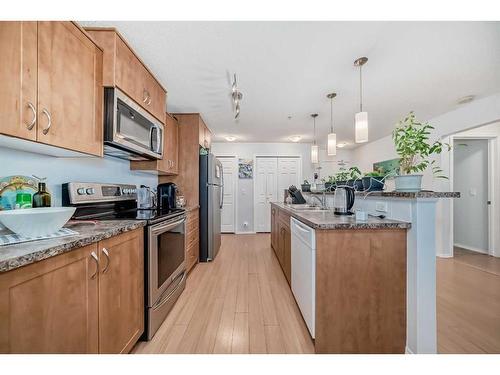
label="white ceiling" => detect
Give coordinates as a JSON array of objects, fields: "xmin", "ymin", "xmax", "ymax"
[{"xmin": 80, "ymin": 21, "xmax": 500, "ymax": 147}]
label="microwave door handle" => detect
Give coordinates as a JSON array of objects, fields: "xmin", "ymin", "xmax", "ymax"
[
  {"xmin": 156, "ymin": 125, "xmax": 161, "ymax": 154},
  {"xmin": 149, "ymin": 126, "xmax": 155, "ymax": 151}
]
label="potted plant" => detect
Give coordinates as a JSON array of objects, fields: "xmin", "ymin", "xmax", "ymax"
[
  {"xmin": 392, "ymin": 112, "xmax": 450, "ymax": 192},
  {"xmin": 347, "ymin": 166, "xmax": 363, "ymax": 191},
  {"xmin": 362, "ymin": 171, "xmax": 385, "ymax": 191},
  {"xmin": 301, "ymin": 180, "xmax": 311, "ymax": 192},
  {"xmin": 335, "ymin": 169, "xmax": 350, "ymax": 186},
  {"xmin": 324, "ymin": 175, "xmax": 336, "ymax": 191}
]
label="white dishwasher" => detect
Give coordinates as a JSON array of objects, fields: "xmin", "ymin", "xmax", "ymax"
[{"xmin": 290, "ymin": 217, "xmax": 316, "ymax": 339}]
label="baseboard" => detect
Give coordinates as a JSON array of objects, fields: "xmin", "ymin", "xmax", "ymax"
[
  {"xmin": 454, "ymin": 242, "xmax": 489, "ymax": 254},
  {"xmin": 235, "ymin": 231, "xmax": 257, "ymax": 235},
  {"xmin": 405, "ymin": 346, "xmax": 414, "ymax": 354},
  {"xmin": 436, "ymin": 254, "xmax": 454, "ymax": 258}
]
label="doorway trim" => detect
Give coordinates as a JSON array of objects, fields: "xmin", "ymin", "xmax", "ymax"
[
  {"xmin": 448, "ymin": 135, "xmax": 498, "ymax": 257},
  {"xmin": 215, "ymin": 154, "xmax": 238, "ymax": 234},
  {"xmin": 252, "ymin": 154, "xmax": 303, "ymax": 233}
]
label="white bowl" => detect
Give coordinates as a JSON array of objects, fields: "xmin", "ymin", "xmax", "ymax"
[{"xmin": 0, "ymin": 207, "xmax": 76, "ymax": 237}]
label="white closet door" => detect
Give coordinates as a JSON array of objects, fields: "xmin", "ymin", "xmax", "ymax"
[
  {"xmin": 255, "ymin": 157, "xmax": 278, "ymax": 232},
  {"xmin": 277, "ymin": 157, "xmax": 301, "ymax": 203},
  {"xmin": 219, "ymin": 156, "xmax": 237, "ymax": 233}
]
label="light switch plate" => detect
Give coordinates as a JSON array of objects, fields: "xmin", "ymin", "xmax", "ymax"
[{"xmin": 375, "ymin": 201, "xmax": 388, "ymax": 212}]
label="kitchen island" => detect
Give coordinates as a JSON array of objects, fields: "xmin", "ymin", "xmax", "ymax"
[
  {"xmin": 271, "ymin": 202, "xmax": 411, "ymax": 354},
  {"xmin": 302, "ymin": 190, "xmax": 460, "ymax": 354}
]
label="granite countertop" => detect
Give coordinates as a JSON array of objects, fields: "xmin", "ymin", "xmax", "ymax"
[
  {"xmin": 304, "ymin": 191, "xmax": 460, "ymax": 198},
  {"xmin": 272, "ymin": 202, "xmax": 411, "ymax": 230},
  {"xmin": 0, "ymin": 220, "xmax": 146, "ymax": 273}
]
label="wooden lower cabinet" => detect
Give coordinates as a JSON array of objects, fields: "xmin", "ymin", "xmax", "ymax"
[
  {"xmin": 98, "ymin": 229, "xmax": 144, "ymax": 354},
  {"xmin": 0, "ymin": 243, "xmax": 99, "ymax": 353},
  {"xmin": 185, "ymin": 208, "xmax": 199, "ymax": 272},
  {"xmin": 315, "ymin": 229, "xmax": 407, "ymax": 353},
  {"xmin": 0, "ymin": 228, "xmax": 144, "ymax": 354},
  {"xmin": 270, "ymin": 204, "xmax": 291, "ymax": 285}
]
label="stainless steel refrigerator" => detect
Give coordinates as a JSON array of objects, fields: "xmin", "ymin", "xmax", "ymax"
[{"xmin": 199, "ymin": 153, "xmax": 223, "ymax": 261}]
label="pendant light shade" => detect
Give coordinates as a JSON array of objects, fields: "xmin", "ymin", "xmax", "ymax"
[
  {"xmin": 310, "ymin": 113, "xmax": 319, "ymax": 164},
  {"xmin": 326, "ymin": 92, "xmax": 337, "ymax": 156},
  {"xmin": 327, "ymin": 133, "xmax": 337, "ymax": 155},
  {"xmin": 355, "ymin": 111, "xmax": 369, "ymax": 143},
  {"xmin": 354, "ymin": 57, "xmax": 369, "ymax": 143},
  {"xmin": 311, "ymin": 144, "xmax": 319, "ymax": 164}
]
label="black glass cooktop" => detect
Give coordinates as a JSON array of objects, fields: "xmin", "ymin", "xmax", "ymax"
[{"xmin": 99, "ymin": 207, "xmax": 185, "ymax": 224}]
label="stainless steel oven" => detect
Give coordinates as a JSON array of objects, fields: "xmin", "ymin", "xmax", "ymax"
[
  {"xmin": 104, "ymin": 87, "xmax": 164, "ymax": 161},
  {"xmin": 146, "ymin": 214, "xmax": 187, "ymax": 339}
]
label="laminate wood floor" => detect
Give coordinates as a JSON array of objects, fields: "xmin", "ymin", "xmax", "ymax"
[
  {"xmin": 437, "ymin": 249, "xmax": 500, "ymax": 353},
  {"xmin": 132, "ymin": 234, "xmax": 314, "ymax": 354}
]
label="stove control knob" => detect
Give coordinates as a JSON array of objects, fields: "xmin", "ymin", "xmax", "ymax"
[
  {"xmin": 86, "ymin": 188, "xmax": 95, "ymax": 195},
  {"xmin": 77, "ymin": 188, "xmax": 86, "ymax": 195}
]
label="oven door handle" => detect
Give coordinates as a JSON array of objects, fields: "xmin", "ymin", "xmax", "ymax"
[{"xmin": 151, "ymin": 217, "xmax": 186, "ymax": 234}]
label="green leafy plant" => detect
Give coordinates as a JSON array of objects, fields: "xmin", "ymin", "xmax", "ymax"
[
  {"xmin": 392, "ymin": 112, "xmax": 450, "ymax": 177},
  {"xmin": 335, "ymin": 169, "xmax": 350, "ymax": 182},
  {"xmin": 348, "ymin": 166, "xmax": 362, "ymax": 180},
  {"xmin": 364, "ymin": 171, "xmax": 383, "ymax": 178}
]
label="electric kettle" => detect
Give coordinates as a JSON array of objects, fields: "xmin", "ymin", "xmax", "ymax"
[{"xmin": 333, "ymin": 186, "xmax": 355, "ymax": 215}]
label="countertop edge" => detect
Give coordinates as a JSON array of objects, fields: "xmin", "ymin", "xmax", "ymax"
[
  {"xmin": 0, "ymin": 220, "xmax": 146, "ymax": 274},
  {"xmin": 272, "ymin": 202, "xmax": 411, "ymax": 230},
  {"xmin": 304, "ymin": 191, "xmax": 460, "ymax": 198}
]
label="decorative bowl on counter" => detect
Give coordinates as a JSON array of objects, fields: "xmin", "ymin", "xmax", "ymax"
[{"xmin": 0, "ymin": 207, "xmax": 75, "ymax": 237}]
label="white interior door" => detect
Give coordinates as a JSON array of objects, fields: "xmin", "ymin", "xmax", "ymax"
[
  {"xmin": 255, "ymin": 157, "xmax": 278, "ymax": 232},
  {"xmin": 218, "ymin": 156, "xmax": 237, "ymax": 233},
  {"xmin": 277, "ymin": 157, "xmax": 301, "ymax": 203}
]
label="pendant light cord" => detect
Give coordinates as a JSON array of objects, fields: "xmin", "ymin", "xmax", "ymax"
[
  {"xmin": 359, "ymin": 65, "xmax": 363, "ymax": 112},
  {"xmin": 313, "ymin": 116, "xmax": 316, "ymax": 145},
  {"xmin": 330, "ymin": 97, "xmax": 334, "ymax": 133}
]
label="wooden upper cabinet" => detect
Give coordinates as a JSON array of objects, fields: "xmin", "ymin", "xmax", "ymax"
[
  {"xmin": 130, "ymin": 112, "xmax": 178, "ymax": 175},
  {"xmin": 85, "ymin": 27, "xmax": 167, "ymax": 123},
  {"xmin": 0, "ymin": 244, "xmax": 99, "ymax": 354},
  {"xmin": 198, "ymin": 117, "xmax": 212, "ymax": 149},
  {"xmin": 37, "ymin": 22, "xmax": 103, "ymax": 156},
  {"xmin": 0, "ymin": 22, "xmax": 37, "ymax": 141},
  {"xmin": 98, "ymin": 229, "xmax": 144, "ymax": 354}
]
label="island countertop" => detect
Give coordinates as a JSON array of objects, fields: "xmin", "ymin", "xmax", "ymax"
[
  {"xmin": 304, "ymin": 190, "xmax": 460, "ymax": 198},
  {"xmin": 0, "ymin": 220, "xmax": 146, "ymax": 273},
  {"xmin": 271, "ymin": 202, "xmax": 411, "ymax": 230}
]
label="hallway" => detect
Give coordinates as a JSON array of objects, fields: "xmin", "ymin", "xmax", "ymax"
[{"xmin": 132, "ymin": 234, "xmax": 314, "ymax": 354}]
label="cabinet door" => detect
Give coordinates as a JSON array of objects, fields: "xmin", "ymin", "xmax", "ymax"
[
  {"xmin": 276, "ymin": 222, "xmax": 285, "ymax": 267},
  {"xmin": 0, "ymin": 244, "xmax": 99, "ymax": 353},
  {"xmin": 98, "ymin": 229, "xmax": 144, "ymax": 353},
  {"xmin": 0, "ymin": 22, "xmax": 37, "ymax": 141},
  {"xmin": 271, "ymin": 206, "xmax": 278, "ymax": 251},
  {"xmin": 283, "ymin": 225, "xmax": 291, "ymax": 285},
  {"xmin": 143, "ymin": 70, "xmax": 167, "ymax": 122},
  {"xmin": 170, "ymin": 115, "xmax": 179, "ymax": 174},
  {"xmin": 204, "ymin": 125, "xmax": 212, "ymax": 150},
  {"xmin": 37, "ymin": 22, "xmax": 103, "ymax": 156}
]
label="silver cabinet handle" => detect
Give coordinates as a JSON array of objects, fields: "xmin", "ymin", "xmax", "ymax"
[
  {"xmin": 147, "ymin": 95, "xmax": 152, "ymax": 106},
  {"xmin": 143, "ymin": 89, "xmax": 148, "ymax": 103},
  {"xmin": 26, "ymin": 102, "xmax": 36, "ymax": 130},
  {"xmin": 90, "ymin": 251, "xmax": 99, "ymax": 279},
  {"xmin": 102, "ymin": 248, "xmax": 110, "ymax": 273},
  {"xmin": 41, "ymin": 108, "xmax": 51, "ymax": 135}
]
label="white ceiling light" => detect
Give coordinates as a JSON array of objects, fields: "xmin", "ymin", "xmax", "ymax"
[
  {"xmin": 311, "ymin": 114, "xmax": 319, "ymax": 164},
  {"xmin": 289, "ymin": 135, "xmax": 301, "ymax": 142},
  {"xmin": 326, "ymin": 92, "xmax": 337, "ymax": 156},
  {"xmin": 354, "ymin": 57, "xmax": 369, "ymax": 143},
  {"xmin": 225, "ymin": 136, "xmax": 237, "ymax": 142}
]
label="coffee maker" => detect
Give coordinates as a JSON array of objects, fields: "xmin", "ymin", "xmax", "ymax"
[{"xmin": 157, "ymin": 182, "xmax": 177, "ymax": 210}]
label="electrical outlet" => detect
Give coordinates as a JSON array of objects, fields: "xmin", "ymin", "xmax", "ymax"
[{"xmin": 375, "ymin": 201, "xmax": 388, "ymax": 212}]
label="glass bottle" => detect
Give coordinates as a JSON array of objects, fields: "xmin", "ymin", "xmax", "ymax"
[{"xmin": 32, "ymin": 182, "xmax": 51, "ymax": 208}]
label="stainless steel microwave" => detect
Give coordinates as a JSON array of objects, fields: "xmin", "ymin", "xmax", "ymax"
[{"xmin": 103, "ymin": 87, "xmax": 164, "ymax": 160}]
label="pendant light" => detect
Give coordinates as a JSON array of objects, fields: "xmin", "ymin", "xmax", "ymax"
[
  {"xmin": 311, "ymin": 113, "xmax": 319, "ymax": 164},
  {"xmin": 354, "ymin": 57, "xmax": 369, "ymax": 143},
  {"xmin": 326, "ymin": 92, "xmax": 337, "ymax": 156}
]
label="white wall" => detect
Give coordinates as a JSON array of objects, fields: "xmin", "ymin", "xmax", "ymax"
[
  {"xmin": 0, "ymin": 147, "xmax": 158, "ymax": 207},
  {"xmin": 212, "ymin": 142, "xmax": 353, "ymax": 232},
  {"xmin": 351, "ymin": 93, "xmax": 500, "ymax": 256}
]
